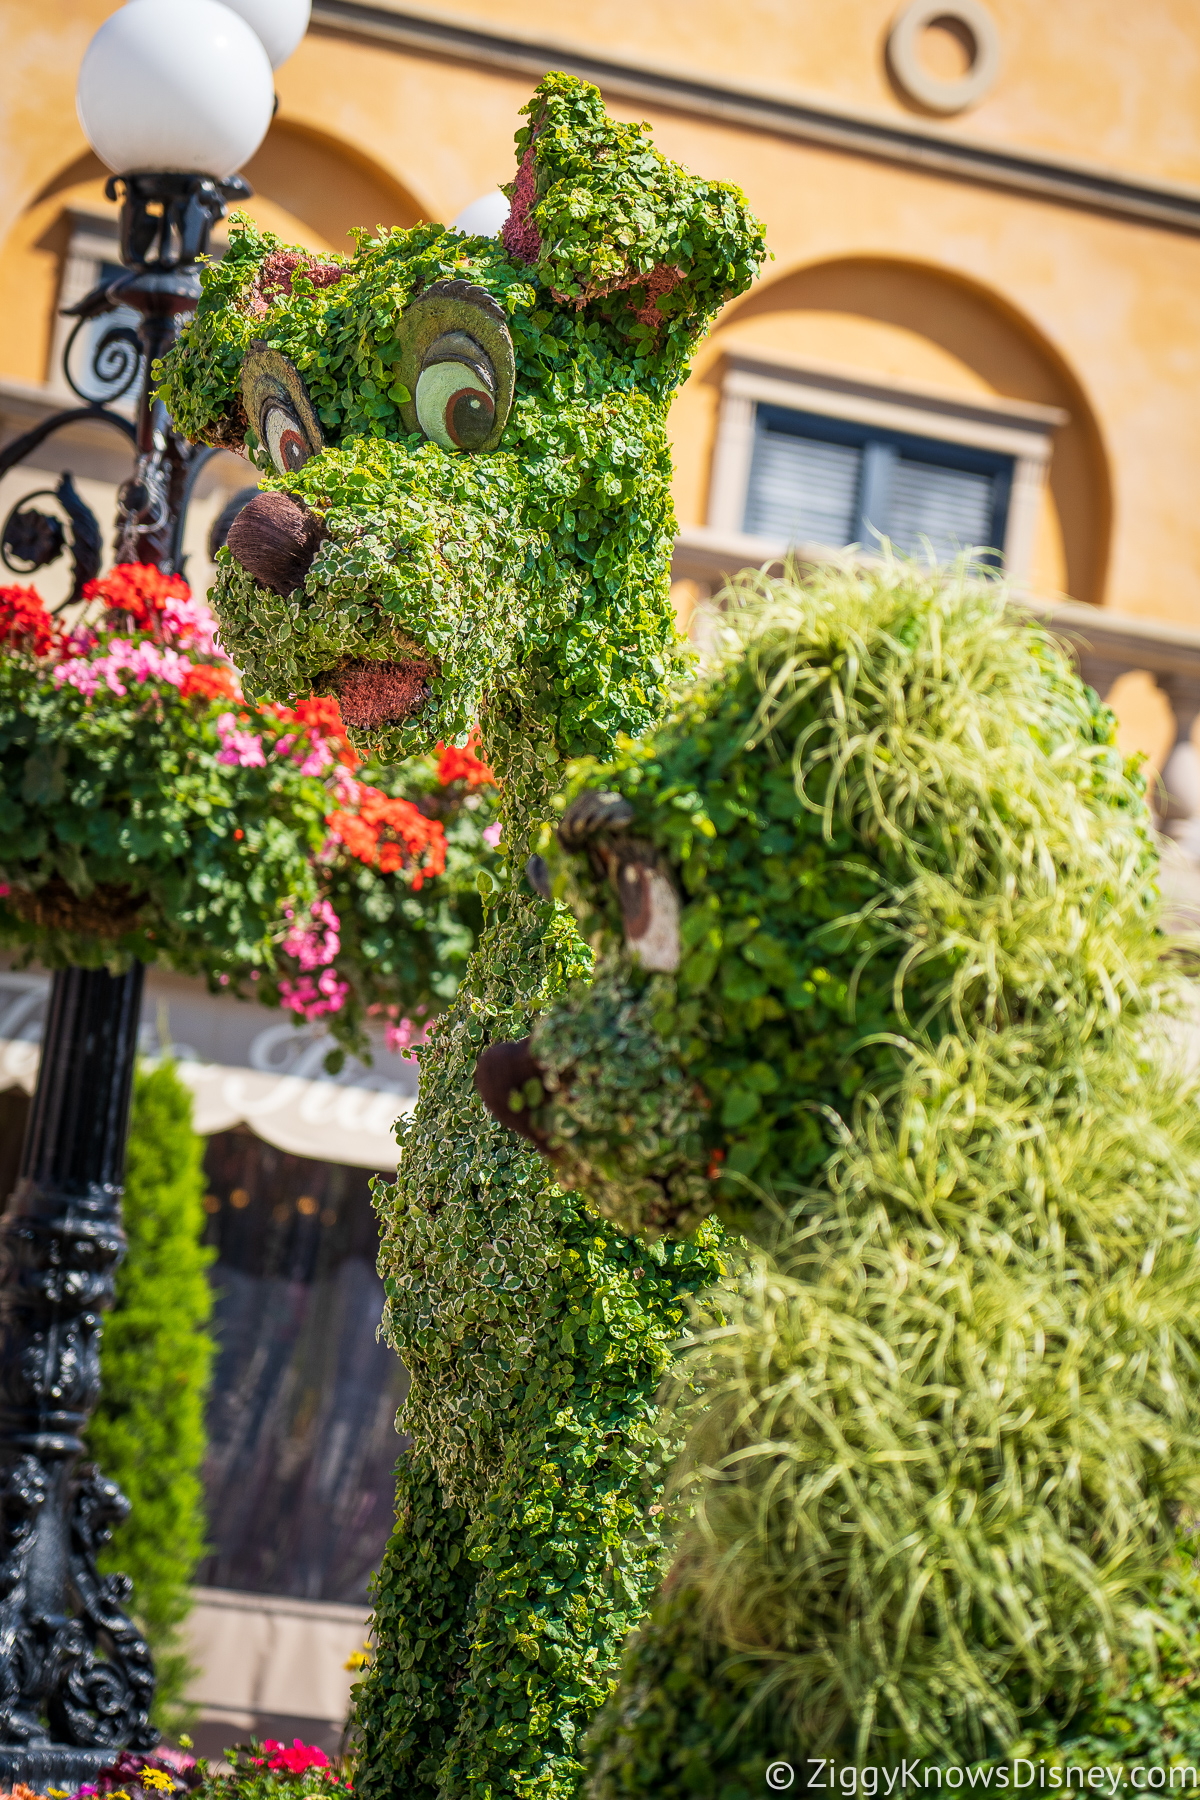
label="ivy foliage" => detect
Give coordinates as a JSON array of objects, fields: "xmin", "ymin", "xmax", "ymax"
[
  {"xmin": 354, "ymin": 701, "xmax": 729, "ymax": 1800},
  {"xmin": 86, "ymin": 1062, "xmax": 215, "ymax": 1730},
  {"xmin": 158, "ymin": 70, "xmax": 765, "ymax": 1800},
  {"xmin": 514, "ymin": 560, "xmax": 1200, "ymax": 1778}
]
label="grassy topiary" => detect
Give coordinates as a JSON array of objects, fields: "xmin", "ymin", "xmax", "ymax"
[
  {"xmin": 85, "ymin": 1061, "xmax": 216, "ymax": 1729},
  {"xmin": 157, "ymin": 71, "xmax": 766, "ymax": 1798},
  {"xmin": 473, "ymin": 558, "xmax": 1200, "ymax": 1780}
]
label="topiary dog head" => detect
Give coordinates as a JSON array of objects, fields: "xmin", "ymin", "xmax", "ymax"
[
  {"xmin": 475, "ymin": 559, "xmax": 1160, "ymax": 1241},
  {"xmin": 158, "ymin": 74, "xmax": 765, "ymax": 761}
]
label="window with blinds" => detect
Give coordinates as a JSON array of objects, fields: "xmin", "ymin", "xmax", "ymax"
[{"xmin": 743, "ymin": 404, "xmax": 1013, "ymax": 567}]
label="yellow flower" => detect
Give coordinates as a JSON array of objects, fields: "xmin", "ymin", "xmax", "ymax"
[{"xmin": 140, "ymin": 1774, "xmax": 174, "ymax": 1793}]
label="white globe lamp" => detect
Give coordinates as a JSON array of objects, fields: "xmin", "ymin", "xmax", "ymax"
[
  {"xmin": 76, "ymin": 0, "xmax": 275, "ymax": 178},
  {"xmin": 218, "ymin": 0, "xmax": 311, "ymax": 69},
  {"xmin": 451, "ymin": 191, "xmax": 511, "ymax": 237}
]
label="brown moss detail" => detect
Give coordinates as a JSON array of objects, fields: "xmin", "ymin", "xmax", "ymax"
[
  {"xmin": 323, "ymin": 658, "xmax": 435, "ymax": 730},
  {"xmin": 203, "ymin": 397, "xmax": 251, "ymax": 456},
  {"xmin": 245, "ymin": 249, "xmax": 347, "ymax": 319},
  {"xmin": 553, "ymin": 261, "xmax": 687, "ymax": 328},
  {"xmin": 502, "ymin": 145, "xmax": 541, "ymax": 265},
  {"xmin": 8, "ymin": 879, "xmax": 147, "ymax": 938},
  {"xmin": 627, "ymin": 263, "xmax": 687, "ymax": 326}
]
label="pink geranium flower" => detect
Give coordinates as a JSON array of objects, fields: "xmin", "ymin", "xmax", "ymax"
[
  {"xmin": 215, "ymin": 712, "xmax": 267, "ymax": 768},
  {"xmin": 256, "ymin": 1738, "xmax": 331, "ymax": 1775},
  {"xmin": 282, "ymin": 897, "xmax": 341, "ymax": 971},
  {"xmin": 279, "ymin": 967, "xmax": 350, "ymax": 1019}
]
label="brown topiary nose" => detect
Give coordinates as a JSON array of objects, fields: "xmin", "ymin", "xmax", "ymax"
[
  {"xmin": 474, "ymin": 1037, "xmax": 553, "ymax": 1149},
  {"xmin": 225, "ymin": 490, "xmax": 326, "ymax": 595}
]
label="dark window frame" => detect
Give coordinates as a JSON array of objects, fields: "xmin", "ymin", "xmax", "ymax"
[{"xmin": 746, "ymin": 403, "xmax": 1015, "ymax": 568}]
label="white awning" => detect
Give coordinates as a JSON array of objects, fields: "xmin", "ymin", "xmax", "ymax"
[
  {"xmin": 0, "ymin": 966, "xmax": 415, "ymax": 1171},
  {"xmin": 172, "ymin": 1060, "xmax": 412, "ymax": 1163}
]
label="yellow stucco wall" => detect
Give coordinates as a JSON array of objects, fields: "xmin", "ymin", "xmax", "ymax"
[
  {"xmin": 406, "ymin": 0, "xmax": 1200, "ymax": 188},
  {"xmin": 0, "ymin": 0, "xmax": 1197, "ymax": 634}
]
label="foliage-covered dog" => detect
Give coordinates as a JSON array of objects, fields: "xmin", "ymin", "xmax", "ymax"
[
  {"xmin": 476, "ymin": 561, "xmax": 1200, "ymax": 1788},
  {"xmin": 160, "ymin": 74, "xmax": 765, "ymax": 1798}
]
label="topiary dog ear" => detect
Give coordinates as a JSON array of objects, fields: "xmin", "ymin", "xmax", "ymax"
[{"xmin": 501, "ymin": 74, "xmax": 766, "ymax": 371}]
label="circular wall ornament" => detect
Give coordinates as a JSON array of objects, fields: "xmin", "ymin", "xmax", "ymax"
[{"xmin": 887, "ymin": 0, "xmax": 1001, "ymax": 115}]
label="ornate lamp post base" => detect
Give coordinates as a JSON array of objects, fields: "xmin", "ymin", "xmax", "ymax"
[{"xmin": 0, "ymin": 1746, "xmax": 147, "ymax": 1791}]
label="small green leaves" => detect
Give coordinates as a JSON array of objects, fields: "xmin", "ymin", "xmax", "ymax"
[
  {"xmin": 719, "ymin": 1085, "xmax": 759, "ymax": 1128},
  {"xmin": 21, "ymin": 742, "xmax": 67, "ymax": 804}
]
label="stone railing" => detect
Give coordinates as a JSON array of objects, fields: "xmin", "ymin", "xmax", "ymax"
[{"xmin": 672, "ymin": 524, "xmax": 1200, "ymax": 877}]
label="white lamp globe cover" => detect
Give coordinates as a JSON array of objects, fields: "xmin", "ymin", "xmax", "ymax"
[
  {"xmin": 76, "ymin": 0, "xmax": 275, "ymax": 178},
  {"xmin": 218, "ymin": 0, "xmax": 310, "ymax": 69},
  {"xmin": 451, "ymin": 191, "xmax": 511, "ymax": 237}
]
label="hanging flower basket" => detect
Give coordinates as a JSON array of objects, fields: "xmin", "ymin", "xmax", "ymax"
[{"xmin": 0, "ymin": 565, "xmax": 500, "ymax": 1056}]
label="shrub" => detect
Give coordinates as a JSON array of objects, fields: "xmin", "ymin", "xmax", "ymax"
[{"xmin": 85, "ymin": 1062, "xmax": 215, "ymax": 1729}]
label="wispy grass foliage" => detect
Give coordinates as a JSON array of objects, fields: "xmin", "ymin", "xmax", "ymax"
[{"xmin": 640, "ymin": 557, "xmax": 1200, "ymax": 1758}]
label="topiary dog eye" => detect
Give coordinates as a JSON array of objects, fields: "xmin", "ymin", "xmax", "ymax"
[
  {"xmin": 241, "ymin": 342, "xmax": 324, "ymax": 475},
  {"xmin": 615, "ymin": 854, "xmax": 681, "ymax": 973},
  {"xmin": 394, "ymin": 281, "xmax": 515, "ymax": 453},
  {"xmin": 416, "ymin": 331, "xmax": 496, "ymax": 452}
]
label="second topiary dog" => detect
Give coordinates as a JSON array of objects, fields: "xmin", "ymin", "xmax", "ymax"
[{"xmin": 478, "ymin": 559, "xmax": 1200, "ymax": 1785}]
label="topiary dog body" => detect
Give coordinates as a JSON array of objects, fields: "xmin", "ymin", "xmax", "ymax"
[
  {"xmin": 476, "ymin": 562, "xmax": 1200, "ymax": 1787},
  {"xmin": 160, "ymin": 75, "xmax": 764, "ymax": 1798}
]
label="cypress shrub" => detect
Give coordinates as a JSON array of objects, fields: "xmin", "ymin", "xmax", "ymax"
[{"xmin": 86, "ymin": 1061, "xmax": 216, "ymax": 1727}]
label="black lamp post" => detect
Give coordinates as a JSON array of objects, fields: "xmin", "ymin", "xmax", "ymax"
[{"xmin": 0, "ymin": 0, "xmax": 304, "ymax": 1777}]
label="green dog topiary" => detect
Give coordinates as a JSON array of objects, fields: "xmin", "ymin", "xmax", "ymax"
[
  {"xmin": 475, "ymin": 559, "xmax": 1200, "ymax": 1782},
  {"xmin": 158, "ymin": 73, "xmax": 766, "ymax": 1798}
]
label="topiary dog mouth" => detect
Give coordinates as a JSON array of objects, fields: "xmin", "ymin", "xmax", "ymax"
[{"xmin": 319, "ymin": 657, "xmax": 434, "ymax": 729}]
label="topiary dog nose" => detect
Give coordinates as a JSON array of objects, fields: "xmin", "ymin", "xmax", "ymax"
[
  {"xmin": 474, "ymin": 1036, "xmax": 552, "ymax": 1148},
  {"xmin": 225, "ymin": 490, "xmax": 325, "ymax": 595}
]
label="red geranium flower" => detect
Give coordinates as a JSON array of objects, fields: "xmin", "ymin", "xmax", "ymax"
[
  {"xmin": 179, "ymin": 663, "xmax": 240, "ymax": 701},
  {"xmin": 436, "ymin": 727, "xmax": 496, "ymax": 789},
  {"xmin": 0, "ymin": 584, "xmax": 56, "ymax": 656},
  {"xmin": 326, "ymin": 785, "xmax": 447, "ymax": 888},
  {"xmin": 255, "ymin": 1738, "xmax": 331, "ymax": 1775},
  {"xmin": 272, "ymin": 694, "xmax": 360, "ymax": 769},
  {"xmin": 83, "ymin": 562, "xmax": 189, "ymax": 632}
]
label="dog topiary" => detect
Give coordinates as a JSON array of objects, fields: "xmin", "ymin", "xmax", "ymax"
[
  {"xmin": 157, "ymin": 73, "xmax": 766, "ymax": 1798},
  {"xmin": 475, "ymin": 559, "xmax": 1200, "ymax": 1786}
]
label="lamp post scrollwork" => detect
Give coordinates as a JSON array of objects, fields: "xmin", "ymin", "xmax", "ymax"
[{"xmin": 0, "ymin": 154, "xmax": 250, "ymax": 1796}]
